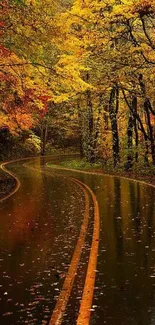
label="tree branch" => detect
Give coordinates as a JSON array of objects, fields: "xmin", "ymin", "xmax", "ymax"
[
  {"xmin": 140, "ymin": 16, "xmax": 155, "ymax": 50},
  {"xmin": 0, "ymin": 62, "xmax": 56, "ymax": 73},
  {"xmin": 122, "ymin": 88, "xmax": 150, "ymax": 140}
]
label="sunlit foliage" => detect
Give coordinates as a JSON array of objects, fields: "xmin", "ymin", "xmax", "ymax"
[{"xmin": 1, "ymin": 0, "xmax": 155, "ymax": 167}]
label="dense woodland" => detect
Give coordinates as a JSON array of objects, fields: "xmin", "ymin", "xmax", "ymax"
[{"xmin": 1, "ymin": 0, "xmax": 155, "ymax": 171}]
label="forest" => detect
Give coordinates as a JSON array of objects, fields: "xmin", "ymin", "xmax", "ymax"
[
  {"xmin": 1, "ymin": 2, "xmax": 155, "ymax": 325},
  {"xmin": 1, "ymin": 0, "xmax": 155, "ymax": 175}
]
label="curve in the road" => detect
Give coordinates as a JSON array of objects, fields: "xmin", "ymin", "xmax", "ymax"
[
  {"xmin": 46, "ymin": 163, "xmax": 155, "ymax": 189},
  {"xmin": 3, "ymin": 157, "xmax": 154, "ymax": 325},
  {"xmin": 74, "ymin": 178, "xmax": 100, "ymax": 325},
  {"xmin": 0, "ymin": 161, "xmax": 21, "ymax": 202},
  {"xmin": 0, "ymin": 154, "xmax": 78, "ymax": 203},
  {"xmin": 25, "ymin": 163, "xmax": 100, "ymax": 325},
  {"xmin": 48, "ymin": 177, "xmax": 90, "ymax": 325}
]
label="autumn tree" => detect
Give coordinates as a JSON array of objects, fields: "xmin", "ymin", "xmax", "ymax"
[
  {"xmin": 58, "ymin": 0, "xmax": 155, "ymax": 167},
  {"xmin": 1, "ymin": 0, "xmax": 155, "ymax": 168},
  {"xmin": 0, "ymin": 0, "xmax": 88, "ymax": 155}
]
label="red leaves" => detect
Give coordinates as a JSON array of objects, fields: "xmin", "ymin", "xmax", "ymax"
[
  {"xmin": 37, "ymin": 94, "xmax": 52, "ymax": 117},
  {"xmin": 38, "ymin": 95, "xmax": 51, "ymax": 102},
  {"xmin": 0, "ymin": 21, "xmax": 5, "ymax": 27},
  {"xmin": 0, "ymin": 45, "xmax": 10, "ymax": 56}
]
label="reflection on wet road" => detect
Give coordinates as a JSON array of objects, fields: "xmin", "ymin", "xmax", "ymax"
[
  {"xmin": 0, "ymin": 157, "xmax": 86, "ymax": 325},
  {"xmin": 0, "ymin": 156, "xmax": 155, "ymax": 325}
]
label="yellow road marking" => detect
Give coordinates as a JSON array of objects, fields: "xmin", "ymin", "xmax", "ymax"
[
  {"xmin": 1, "ymin": 158, "xmax": 93, "ymax": 324},
  {"xmin": 1, "ymin": 154, "xmax": 154, "ymax": 204},
  {"xmin": 2, "ymin": 158, "xmax": 154, "ymax": 325},
  {"xmin": 0, "ymin": 154, "xmax": 78, "ymax": 202},
  {"xmin": 0, "ymin": 162, "xmax": 21, "ymax": 203},
  {"xmin": 46, "ymin": 163, "xmax": 155, "ymax": 189},
  {"xmin": 24, "ymin": 164, "xmax": 91, "ymax": 325},
  {"xmin": 49, "ymin": 178, "xmax": 89, "ymax": 325},
  {"xmin": 72, "ymin": 178, "xmax": 100, "ymax": 325},
  {"xmin": 34, "ymin": 164, "xmax": 100, "ymax": 325}
]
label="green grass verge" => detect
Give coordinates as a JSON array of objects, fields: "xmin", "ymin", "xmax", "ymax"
[{"xmin": 47, "ymin": 158, "xmax": 103, "ymax": 170}]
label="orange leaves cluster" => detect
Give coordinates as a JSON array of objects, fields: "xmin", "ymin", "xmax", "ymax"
[
  {"xmin": 0, "ymin": 0, "xmax": 55, "ymax": 133},
  {"xmin": 0, "ymin": 45, "xmax": 53, "ymax": 133}
]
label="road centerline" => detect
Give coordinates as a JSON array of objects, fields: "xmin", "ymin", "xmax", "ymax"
[
  {"xmin": 24, "ymin": 163, "xmax": 91, "ymax": 325},
  {"xmin": 44, "ymin": 165, "xmax": 100, "ymax": 325}
]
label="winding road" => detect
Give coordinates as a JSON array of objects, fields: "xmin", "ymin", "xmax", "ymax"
[{"xmin": 0, "ymin": 155, "xmax": 155, "ymax": 325}]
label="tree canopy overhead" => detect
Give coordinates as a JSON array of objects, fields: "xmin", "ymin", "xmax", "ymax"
[{"xmin": 1, "ymin": 0, "xmax": 155, "ymax": 167}]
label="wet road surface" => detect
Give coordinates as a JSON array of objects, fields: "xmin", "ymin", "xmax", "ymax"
[{"xmin": 0, "ymin": 156, "xmax": 155, "ymax": 325}]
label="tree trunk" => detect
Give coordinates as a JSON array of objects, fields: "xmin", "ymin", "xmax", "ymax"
[
  {"xmin": 109, "ymin": 85, "xmax": 120, "ymax": 167},
  {"xmin": 77, "ymin": 98, "xmax": 84, "ymax": 158},
  {"xmin": 41, "ymin": 121, "xmax": 48, "ymax": 156},
  {"xmin": 126, "ymin": 112, "xmax": 134, "ymax": 169},
  {"xmin": 139, "ymin": 74, "xmax": 155, "ymax": 164},
  {"xmin": 144, "ymin": 136, "xmax": 149, "ymax": 165},
  {"xmin": 144, "ymin": 98, "xmax": 155, "ymax": 165},
  {"xmin": 122, "ymin": 89, "xmax": 150, "ymax": 165},
  {"xmin": 132, "ymin": 96, "xmax": 139, "ymax": 162},
  {"xmin": 99, "ymin": 94, "xmax": 109, "ymax": 131},
  {"xmin": 84, "ymin": 73, "xmax": 95, "ymax": 163},
  {"xmin": 92, "ymin": 115, "xmax": 101, "ymax": 159},
  {"xmin": 87, "ymin": 89, "xmax": 95, "ymax": 163}
]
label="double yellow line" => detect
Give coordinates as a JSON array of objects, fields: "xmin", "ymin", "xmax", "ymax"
[
  {"xmin": 0, "ymin": 158, "xmax": 100, "ymax": 325},
  {"xmin": 48, "ymin": 177, "xmax": 100, "ymax": 325},
  {"xmin": 49, "ymin": 178, "xmax": 90, "ymax": 325},
  {"xmin": 75, "ymin": 179, "xmax": 100, "ymax": 325},
  {"xmin": 25, "ymin": 163, "xmax": 100, "ymax": 325}
]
